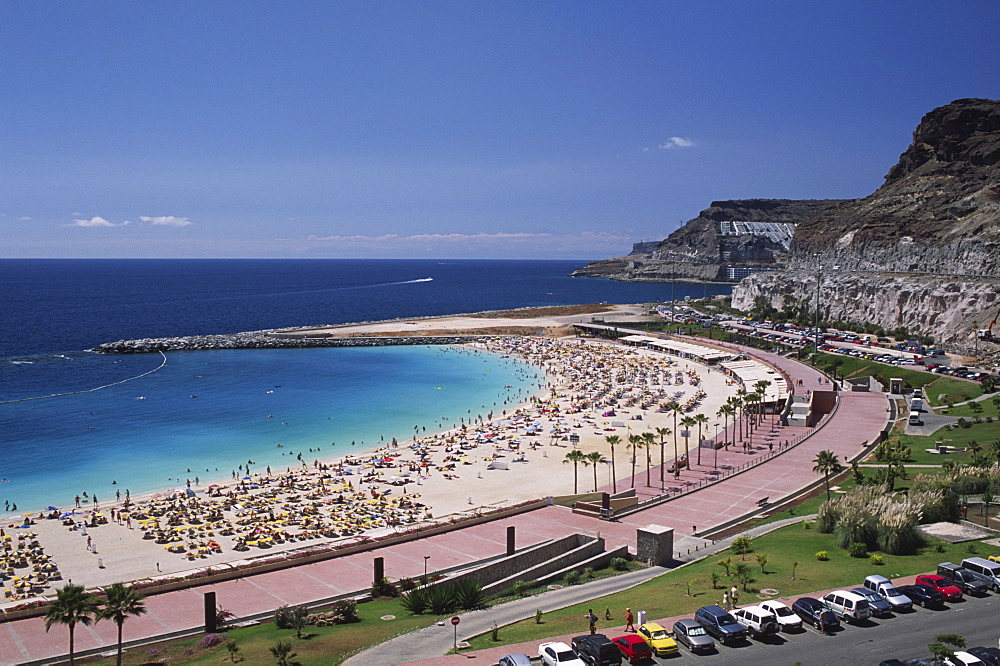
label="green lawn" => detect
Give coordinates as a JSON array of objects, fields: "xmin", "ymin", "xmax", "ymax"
[
  {"xmin": 84, "ymin": 597, "xmax": 436, "ymax": 666},
  {"xmin": 816, "ymin": 353, "xmax": 982, "ymax": 407},
  {"xmin": 942, "ymin": 398, "xmax": 1000, "ymax": 418},
  {"xmin": 894, "ymin": 421, "xmax": 1000, "ymax": 466},
  {"xmin": 464, "ymin": 525, "xmax": 1000, "ymax": 652}
]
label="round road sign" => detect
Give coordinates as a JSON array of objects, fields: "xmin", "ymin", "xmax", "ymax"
[{"xmin": 451, "ymin": 616, "xmax": 460, "ymax": 626}]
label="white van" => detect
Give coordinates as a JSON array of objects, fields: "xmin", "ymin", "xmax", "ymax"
[
  {"xmin": 960, "ymin": 557, "xmax": 1000, "ymax": 591},
  {"xmin": 908, "ymin": 410, "xmax": 921, "ymax": 425},
  {"xmin": 821, "ymin": 589, "xmax": 871, "ymax": 623}
]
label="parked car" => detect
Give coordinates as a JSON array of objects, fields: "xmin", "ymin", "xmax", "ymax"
[
  {"xmin": 792, "ymin": 596, "xmax": 840, "ymax": 632},
  {"xmin": 610, "ymin": 635, "xmax": 652, "ymax": 663},
  {"xmin": 759, "ymin": 600, "xmax": 803, "ymax": 631},
  {"xmin": 946, "ymin": 651, "xmax": 987, "ymax": 665},
  {"xmin": 671, "ymin": 618, "xmax": 715, "ymax": 653},
  {"xmin": 851, "ymin": 587, "xmax": 893, "ymax": 617},
  {"xmin": 694, "ymin": 605, "xmax": 747, "ymax": 645},
  {"xmin": 961, "ymin": 557, "xmax": 1000, "ymax": 591},
  {"xmin": 966, "ymin": 647, "xmax": 1000, "ymax": 666},
  {"xmin": 539, "ymin": 641, "xmax": 587, "ymax": 666},
  {"xmin": 896, "ymin": 583, "xmax": 944, "ymax": 608},
  {"xmin": 570, "ymin": 634, "xmax": 622, "ymax": 666},
  {"xmin": 821, "ymin": 589, "xmax": 872, "ymax": 623},
  {"xmin": 864, "ymin": 575, "xmax": 914, "ymax": 611},
  {"xmin": 499, "ymin": 655, "xmax": 533, "ymax": 666},
  {"xmin": 937, "ymin": 563, "xmax": 990, "ymax": 596},
  {"xmin": 915, "ymin": 574, "xmax": 963, "ymax": 601},
  {"xmin": 967, "ymin": 647, "xmax": 1000, "ymax": 666},
  {"xmin": 732, "ymin": 605, "xmax": 780, "ymax": 639},
  {"xmin": 636, "ymin": 622, "xmax": 678, "ymax": 657}
]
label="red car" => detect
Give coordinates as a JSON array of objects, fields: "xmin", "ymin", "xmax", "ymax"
[
  {"xmin": 611, "ymin": 634, "xmax": 652, "ymax": 663},
  {"xmin": 915, "ymin": 574, "xmax": 963, "ymax": 601}
]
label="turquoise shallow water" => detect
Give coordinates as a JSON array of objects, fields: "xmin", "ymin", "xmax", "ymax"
[{"xmin": 0, "ymin": 345, "xmax": 543, "ymax": 515}]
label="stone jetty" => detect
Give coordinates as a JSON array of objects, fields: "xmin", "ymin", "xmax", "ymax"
[{"xmin": 93, "ymin": 330, "xmax": 490, "ymax": 353}]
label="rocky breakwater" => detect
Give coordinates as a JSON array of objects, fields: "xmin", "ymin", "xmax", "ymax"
[{"xmin": 93, "ymin": 330, "xmax": 490, "ymax": 353}]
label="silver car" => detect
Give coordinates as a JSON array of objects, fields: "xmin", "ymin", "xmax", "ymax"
[{"xmin": 672, "ymin": 618, "xmax": 715, "ymax": 653}]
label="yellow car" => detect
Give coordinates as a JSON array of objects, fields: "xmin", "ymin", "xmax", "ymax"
[
  {"xmin": 637, "ymin": 622, "xmax": 678, "ymax": 656},
  {"xmin": 988, "ymin": 555, "xmax": 1000, "ymax": 564}
]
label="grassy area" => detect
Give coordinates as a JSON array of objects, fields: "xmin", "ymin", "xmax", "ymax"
[
  {"xmin": 943, "ymin": 397, "xmax": 1000, "ymax": 418},
  {"xmin": 815, "ymin": 353, "xmax": 982, "ymax": 407},
  {"xmin": 893, "ymin": 420, "xmax": 1000, "ymax": 466},
  {"xmin": 82, "ymin": 597, "xmax": 435, "ymax": 666},
  {"xmin": 464, "ymin": 524, "xmax": 1000, "ymax": 652}
]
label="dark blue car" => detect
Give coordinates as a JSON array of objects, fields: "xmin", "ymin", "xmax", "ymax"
[
  {"xmin": 792, "ymin": 597, "xmax": 840, "ymax": 632},
  {"xmin": 895, "ymin": 584, "xmax": 944, "ymax": 608}
]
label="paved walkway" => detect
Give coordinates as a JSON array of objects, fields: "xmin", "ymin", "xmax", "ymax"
[{"xmin": 1, "ymin": 337, "xmax": 891, "ymax": 665}]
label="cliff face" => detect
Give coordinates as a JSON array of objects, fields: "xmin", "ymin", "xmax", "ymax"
[
  {"xmin": 789, "ymin": 98, "xmax": 1000, "ymax": 275},
  {"xmin": 572, "ymin": 199, "xmax": 843, "ymax": 281},
  {"xmin": 732, "ymin": 270, "xmax": 1000, "ymax": 348},
  {"xmin": 734, "ymin": 98, "xmax": 1000, "ymax": 353}
]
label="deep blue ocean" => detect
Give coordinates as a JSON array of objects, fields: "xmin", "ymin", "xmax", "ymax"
[{"xmin": 0, "ymin": 259, "xmax": 731, "ymax": 513}]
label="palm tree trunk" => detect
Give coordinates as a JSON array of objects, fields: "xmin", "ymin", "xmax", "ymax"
[
  {"xmin": 573, "ymin": 461, "xmax": 578, "ymax": 494},
  {"xmin": 646, "ymin": 449, "xmax": 651, "ymax": 487},
  {"xmin": 117, "ymin": 622, "xmax": 124, "ymax": 666},
  {"xmin": 631, "ymin": 452, "xmax": 637, "ymax": 488},
  {"xmin": 592, "ymin": 465, "xmax": 598, "ymax": 493},
  {"xmin": 69, "ymin": 625, "xmax": 76, "ymax": 666},
  {"xmin": 610, "ymin": 445, "xmax": 617, "ymax": 493}
]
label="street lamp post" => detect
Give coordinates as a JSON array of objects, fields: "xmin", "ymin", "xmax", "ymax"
[{"xmin": 423, "ymin": 555, "xmax": 430, "ymax": 583}]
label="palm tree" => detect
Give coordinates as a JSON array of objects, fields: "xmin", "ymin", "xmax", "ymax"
[
  {"xmin": 746, "ymin": 391, "xmax": 762, "ymax": 447},
  {"xmin": 666, "ymin": 402, "xmax": 684, "ymax": 475},
  {"xmin": 627, "ymin": 433, "xmax": 643, "ymax": 488},
  {"xmin": 693, "ymin": 413, "xmax": 709, "ymax": 465},
  {"xmin": 734, "ymin": 389, "xmax": 749, "ymax": 441},
  {"xmin": 604, "ymin": 434, "xmax": 620, "ymax": 493},
  {"xmin": 585, "ymin": 451, "xmax": 606, "ymax": 492},
  {"xmin": 717, "ymin": 403, "xmax": 736, "ymax": 451},
  {"xmin": 655, "ymin": 426, "xmax": 671, "ymax": 482},
  {"xmin": 641, "ymin": 431, "xmax": 656, "ymax": 486},
  {"xmin": 97, "ymin": 582, "xmax": 148, "ymax": 666},
  {"xmin": 45, "ymin": 583, "xmax": 100, "ymax": 666},
  {"xmin": 991, "ymin": 439, "xmax": 1000, "ymax": 468},
  {"xmin": 680, "ymin": 415, "xmax": 697, "ymax": 469},
  {"xmin": 563, "ymin": 449, "xmax": 586, "ymax": 494},
  {"xmin": 812, "ymin": 450, "xmax": 843, "ymax": 502},
  {"xmin": 754, "ymin": 380, "xmax": 772, "ymax": 427}
]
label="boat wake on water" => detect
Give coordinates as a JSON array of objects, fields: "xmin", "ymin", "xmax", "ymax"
[{"xmin": 0, "ymin": 351, "xmax": 167, "ymax": 404}]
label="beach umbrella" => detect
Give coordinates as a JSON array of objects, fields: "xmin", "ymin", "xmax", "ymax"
[{"xmin": 45, "ymin": 506, "xmax": 58, "ymax": 512}]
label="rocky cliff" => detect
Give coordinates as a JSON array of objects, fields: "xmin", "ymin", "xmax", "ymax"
[
  {"xmin": 733, "ymin": 98, "xmax": 1000, "ymax": 354},
  {"xmin": 787, "ymin": 98, "xmax": 1000, "ymax": 275},
  {"xmin": 572, "ymin": 199, "xmax": 843, "ymax": 281}
]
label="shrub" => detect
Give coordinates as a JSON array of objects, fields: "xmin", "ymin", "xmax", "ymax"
[
  {"xmin": 400, "ymin": 588, "xmax": 428, "ymax": 615},
  {"xmin": 329, "ymin": 599, "xmax": 358, "ymax": 624},
  {"xmin": 371, "ymin": 576, "xmax": 399, "ymax": 598},
  {"xmin": 274, "ymin": 605, "xmax": 294, "ymax": 629},
  {"xmin": 582, "ymin": 567, "xmax": 595, "ymax": 579},
  {"xmin": 566, "ymin": 570, "xmax": 582, "ymax": 585},
  {"xmin": 870, "ymin": 554, "xmax": 885, "ymax": 565},
  {"xmin": 196, "ymin": 633, "xmax": 227, "ymax": 649},
  {"xmin": 816, "ymin": 551, "xmax": 829, "ymax": 561},
  {"xmin": 966, "ymin": 543, "xmax": 978, "ymax": 555},
  {"xmin": 511, "ymin": 580, "xmax": 532, "ymax": 597},
  {"xmin": 397, "ymin": 577, "xmax": 418, "ymax": 592},
  {"xmin": 610, "ymin": 557, "xmax": 629, "ymax": 571},
  {"xmin": 535, "ymin": 609, "xmax": 543, "ymax": 624},
  {"xmin": 453, "ymin": 580, "xmax": 485, "ymax": 611},
  {"xmin": 425, "ymin": 583, "xmax": 458, "ymax": 614},
  {"xmin": 848, "ymin": 542, "xmax": 868, "ymax": 558}
]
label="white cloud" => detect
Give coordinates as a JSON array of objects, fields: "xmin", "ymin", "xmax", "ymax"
[
  {"xmin": 658, "ymin": 136, "xmax": 696, "ymax": 149},
  {"xmin": 71, "ymin": 216, "xmax": 130, "ymax": 227},
  {"xmin": 19, "ymin": 216, "xmax": 32, "ymax": 221},
  {"xmin": 140, "ymin": 215, "xmax": 192, "ymax": 227}
]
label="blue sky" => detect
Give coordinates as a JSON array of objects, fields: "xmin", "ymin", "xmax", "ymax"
[{"xmin": 2, "ymin": 1, "xmax": 997, "ymax": 259}]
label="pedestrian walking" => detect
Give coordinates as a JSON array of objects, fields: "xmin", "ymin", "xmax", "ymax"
[
  {"xmin": 586, "ymin": 609, "xmax": 598, "ymax": 634},
  {"xmin": 624, "ymin": 608, "xmax": 635, "ymax": 632},
  {"xmin": 722, "ymin": 590, "xmax": 730, "ymax": 610},
  {"xmin": 730, "ymin": 584, "xmax": 739, "ymax": 608}
]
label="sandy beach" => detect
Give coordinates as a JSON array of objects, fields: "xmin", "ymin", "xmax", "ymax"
[{"xmin": 1, "ymin": 307, "xmax": 744, "ymax": 602}]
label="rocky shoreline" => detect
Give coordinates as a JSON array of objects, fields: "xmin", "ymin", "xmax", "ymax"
[{"xmin": 93, "ymin": 330, "xmax": 491, "ymax": 353}]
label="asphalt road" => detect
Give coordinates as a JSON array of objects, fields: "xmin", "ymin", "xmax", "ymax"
[{"xmin": 643, "ymin": 592, "xmax": 999, "ymax": 665}]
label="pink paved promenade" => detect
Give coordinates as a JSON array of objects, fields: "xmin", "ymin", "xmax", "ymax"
[{"xmin": 0, "ymin": 345, "xmax": 890, "ymax": 665}]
